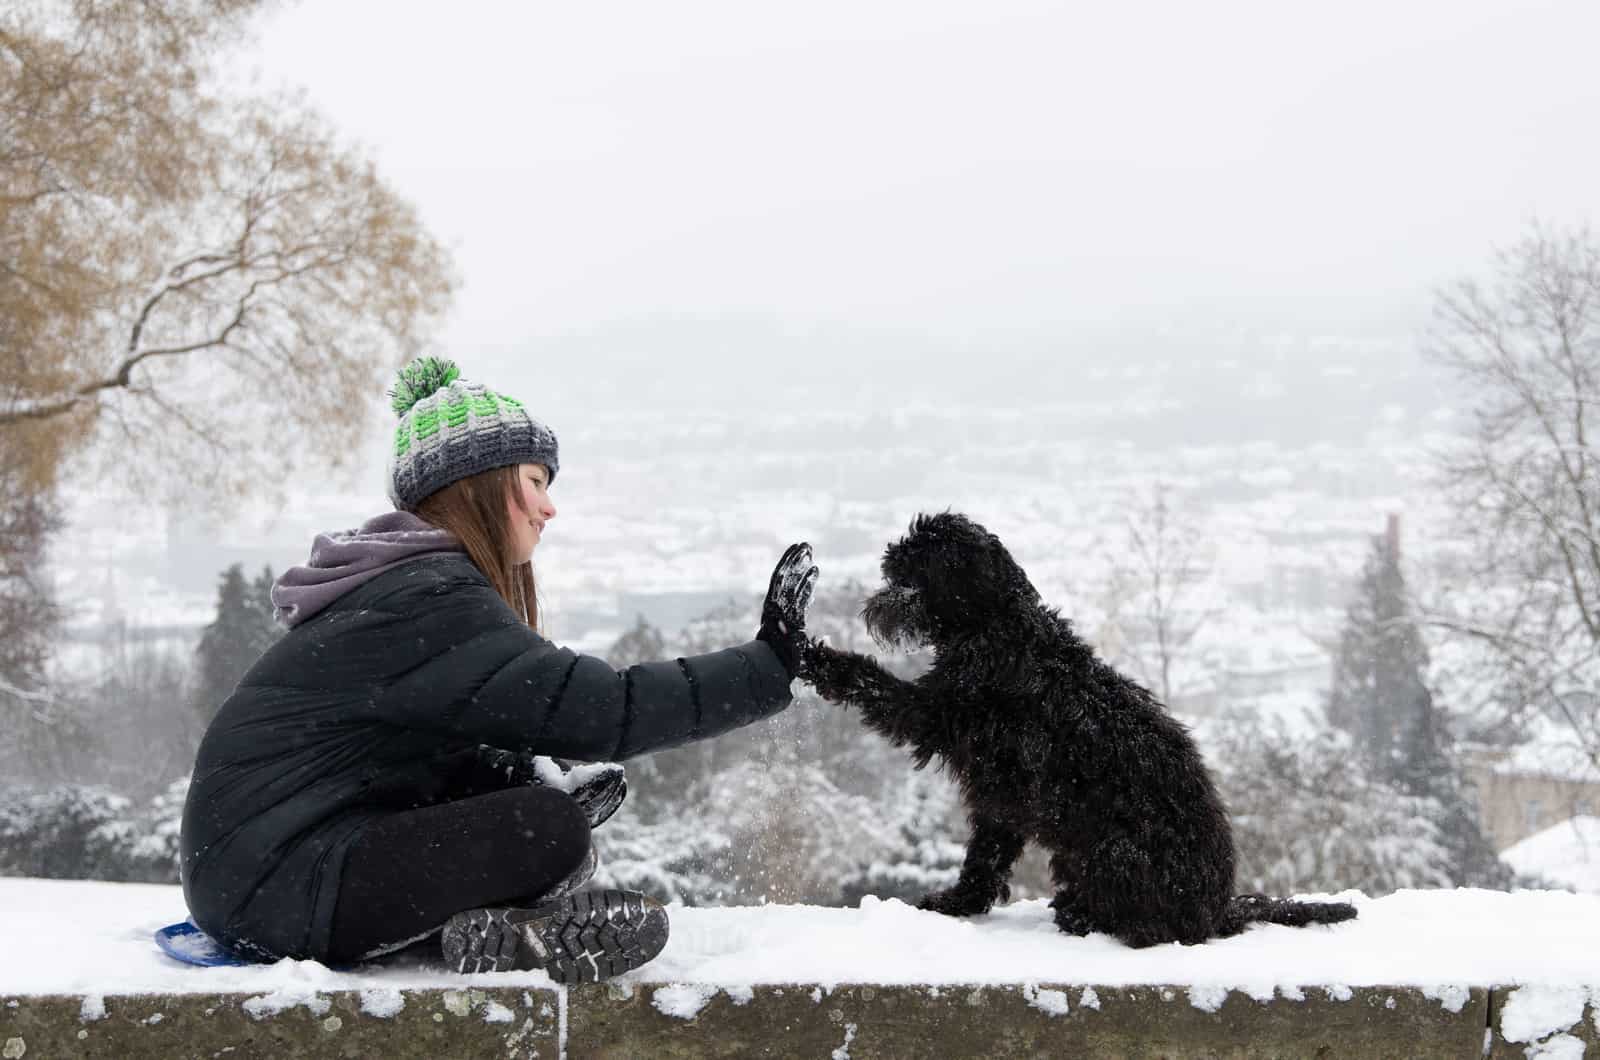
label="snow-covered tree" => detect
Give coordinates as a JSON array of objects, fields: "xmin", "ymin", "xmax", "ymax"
[
  {"xmin": 0, "ymin": 0, "xmax": 457, "ymax": 513},
  {"xmin": 1326, "ymin": 521, "xmax": 1510, "ymax": 887},
  {"xmin": 1327, "ymin": 519, "xmax": 1439, "ymax": 784},
  {"xmin": 687, "ymin": 752, "xmax": 904, "ymax": 906},
  {"xmin": 838, "ymin": 766, "xmax": 966, "ymax": 906},
  {"xmin": 591, "ymin": 802, "xmax": 732, "ymax": 906},
  {"xmin": 77, "ymin": 630, "xmax": 198, "ymax": 798},
  {"xmin": 1097, "ymin": 481, "xmax": 1216, "ymax": 705},
  {"xmin": 1426, "ymin": 222, "xmax": 1600, "ymax": 770},
  {"xmin": 1207, "ymin": 711, "xmax": 1456, "ymax": 895},
  {"xmin": 0, "ymin": 779, "xmax": 185, "ymax": 883}
]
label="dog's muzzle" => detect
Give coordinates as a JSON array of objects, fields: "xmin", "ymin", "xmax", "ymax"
[{"xmin": 862, "ymin": 585, "xmax": 926, "ymax": 651}]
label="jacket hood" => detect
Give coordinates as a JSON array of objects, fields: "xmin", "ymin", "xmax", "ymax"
[{"xmin": 270, "ymin": 510, "xmax": 464, "ymax": 629}]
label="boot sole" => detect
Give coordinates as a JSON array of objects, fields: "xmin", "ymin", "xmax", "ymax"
[{"xmin": 442, "ymin": 889, "xmax": 668, "ymax": 983}]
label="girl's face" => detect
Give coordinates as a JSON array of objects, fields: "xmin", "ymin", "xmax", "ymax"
[{"xmin": 507, "ymin": 463, "xmax": 556, "ymax": 564}]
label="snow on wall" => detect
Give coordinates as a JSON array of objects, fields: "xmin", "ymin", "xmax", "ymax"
[{"xmin": 3, "ymin": 878, "xmax": 1597, "ymax": 1003}]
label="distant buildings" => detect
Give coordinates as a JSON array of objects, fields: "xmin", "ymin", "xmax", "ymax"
[{"xmin": 1462, "ymin": 721, "xmax": 1600, "ymax": 851}]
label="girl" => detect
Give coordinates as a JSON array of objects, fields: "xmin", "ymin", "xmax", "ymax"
[{"xmin": 178, "ymin": 357, "xmax": 819, "ymax": 982}]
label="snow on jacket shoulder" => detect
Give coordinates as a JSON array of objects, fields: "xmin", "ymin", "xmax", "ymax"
[{"xmin": 179, "ymin": 551, "xmax": 793, "ymax": 961}]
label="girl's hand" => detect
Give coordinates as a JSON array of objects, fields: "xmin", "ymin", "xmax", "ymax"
[
  {"xmin": 758, "ymin": 542, "xmax": 819, "ymax": 677},
  {"xmin": 486, "ymin": 752, "xmax": 625, "ymax": 828},
  {"xmin": 567, "ymin": 762, "xmax": 627, "ymax": 828},
  {"xmin": 535, "ymin": 757, "xmax": 627, "ymax": 828}
]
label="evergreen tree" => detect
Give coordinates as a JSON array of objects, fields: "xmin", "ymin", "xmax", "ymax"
[
  {"xmin": 192, "ymin": 563, "xmax": 279, "ymax": 722},
  {"xmin": 1325, "ymin": 519, "xmax": 1511, "ymax": 887},
  {"xmin": 1326, "ymin": 520, "xmax": 1437, "ymax": 783}
]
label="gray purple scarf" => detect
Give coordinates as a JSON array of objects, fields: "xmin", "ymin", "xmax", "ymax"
[{"xmin": 271, "ymin": 510, "xmax": 465, "ymax": 629}]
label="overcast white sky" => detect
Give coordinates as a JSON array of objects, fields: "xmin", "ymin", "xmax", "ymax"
[
  {"xmin": 48, "ymin": 0, "xmax": 1600, "ymax": 623},
  {"xmin": 242, "ymin": 0, "xmax": 1599, "ymax": 373}
]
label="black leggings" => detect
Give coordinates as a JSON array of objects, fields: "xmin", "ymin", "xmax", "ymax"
[{"xmin": 327, "ymin": 786, "xmax": 591, "ymax": 962}]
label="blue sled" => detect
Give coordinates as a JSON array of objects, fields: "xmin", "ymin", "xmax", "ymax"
[
  {"xmin": 155, "ymin": 920, "xmax": 366, "ymax": 970},
  {"xmin": 154, "ymin": 920, "xmax": 258, "ymax": 967}
]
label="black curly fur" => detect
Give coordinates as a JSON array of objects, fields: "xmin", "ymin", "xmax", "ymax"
[{"xmin": 806, "ymin": 511, "xmax": 1357, "ymax": 947}]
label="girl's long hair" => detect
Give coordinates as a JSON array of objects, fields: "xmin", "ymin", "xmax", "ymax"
[{"xmin": 414, "ymin": 464, "xmax": 542, "ymax": 632}]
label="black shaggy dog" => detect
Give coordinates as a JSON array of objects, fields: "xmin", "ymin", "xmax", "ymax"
[{"xmin": 803, "ymin": 511, "xmax": 1356, "ymax": 947}]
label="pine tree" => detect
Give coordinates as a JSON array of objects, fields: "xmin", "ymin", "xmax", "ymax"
[
  {"xmin": 1325, "ymin": 518, "xmax": 1511, "ymax": 887},
  {"xmin": 192, "ymin": 563, "xmax": 279, "ymax": 723},
  {"xmin": 1326, "ymin": 518, "xmax": 1436, "ymax": 783}
]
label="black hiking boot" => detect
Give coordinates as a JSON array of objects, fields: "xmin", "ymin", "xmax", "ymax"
[
  {"xmin": 539, "ymin": 842, "xmax": 599, "ymax": 902},
  {"xmin": 441, "ymin": 889, "xmax": 668, "ymax": 982}
]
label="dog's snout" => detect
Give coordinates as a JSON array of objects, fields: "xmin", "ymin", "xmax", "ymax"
[{"xmin": 861, "ymin": 584, "xmax": 928, "ymax": 652}]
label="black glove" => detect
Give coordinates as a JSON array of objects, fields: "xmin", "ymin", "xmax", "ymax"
[
  {"xmin": 556, "ymin": 758, "xmax": 628, "ymax": 829},
  {"xmin": 472, "ymin": 748, "xmax": 627, "ymax": 829},
  {"xmin": 757, "ymin": 542, "xmax": 819, "ymax": 679}
]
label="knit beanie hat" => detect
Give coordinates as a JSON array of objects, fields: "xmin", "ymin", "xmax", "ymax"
[{"xmin": 385, "ymin": 356, "xmax": 559, "ymax": 511}]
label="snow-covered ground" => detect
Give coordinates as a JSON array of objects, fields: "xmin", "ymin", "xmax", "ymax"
[{"xmin": 5, "ymin": 878, "xmax": 1597, "ymax": 1005}]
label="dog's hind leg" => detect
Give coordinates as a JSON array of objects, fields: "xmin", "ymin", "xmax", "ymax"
[
  {"xmin": 918, "ymin": 817, "xmax": 1024, "ymax": 917},
  {"xmin": 1049, "ymin": 837, "xmax": 1199, "ymax": 947}
]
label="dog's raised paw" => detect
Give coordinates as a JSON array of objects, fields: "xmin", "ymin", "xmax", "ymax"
[{"xmin": 804, "ymin": 646, "xmax": 864, "ymax": 702}]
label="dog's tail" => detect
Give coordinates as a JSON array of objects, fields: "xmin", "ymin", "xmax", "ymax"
[{"xmin": 1221, "ymin": 894, "xmax": 1358, "ymax": 935}]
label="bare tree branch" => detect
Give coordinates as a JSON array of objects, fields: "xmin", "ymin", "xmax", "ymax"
[
  {"xmin": 1, "ymin": 3, "xmax": 456, "ymax": 509},
  {"xmin": 1425, "ymin": 221, "xmax": 1600, "ymax": 762}
]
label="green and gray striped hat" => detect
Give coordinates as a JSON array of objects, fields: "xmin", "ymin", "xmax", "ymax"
[{"xmin": 385, "ymin": 356, "xmax": 559, "ymax": 511}]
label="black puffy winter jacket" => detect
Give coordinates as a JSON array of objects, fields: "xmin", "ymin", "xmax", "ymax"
[{"xmin": 179, "ymin": 552, "xmax": 793, "ymax": 960}]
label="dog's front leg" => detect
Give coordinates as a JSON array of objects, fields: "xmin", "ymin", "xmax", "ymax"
[
  {"xmin": 805, "ymin": 643, "xmax": 941, "ymax": 754},
  {"xmin": 919, "ymin": 817, "xmax": 1024, "ymax": 917}
]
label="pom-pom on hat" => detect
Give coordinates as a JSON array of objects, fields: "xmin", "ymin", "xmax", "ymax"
[{"xmin": 385, "ymin": 356, "xmax": 559, "ymax": 511}]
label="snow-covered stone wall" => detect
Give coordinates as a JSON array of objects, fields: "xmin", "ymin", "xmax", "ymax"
[{"xmin": 3, "ymin": 879, "xmax": 1598, "ymax": 1057}]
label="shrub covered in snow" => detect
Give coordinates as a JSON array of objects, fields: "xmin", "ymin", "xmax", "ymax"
[
  {"xmin": 685, "ymin": 753, "xmax": 906, "ymax": 905},
  {"xmin": 0, "ymin": 778, "xmax": 186, "ymax": 883},
  {"xmin": 591, "ymin": 803, "xmax": 733, "ymax": 905},
  {"xmin": 1205, "ymin": 712, "xmax": 1458, "ymax": 894},
  {"xmin": 838, "ymin": 768, "xmax": 966, "ymax": 906}
]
